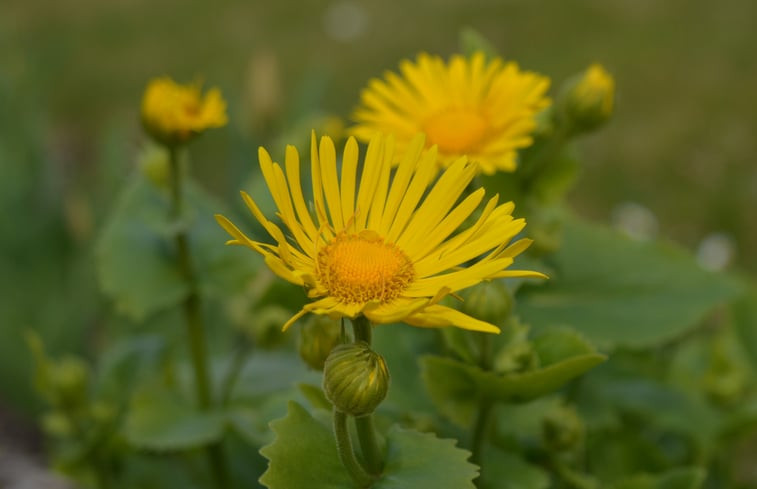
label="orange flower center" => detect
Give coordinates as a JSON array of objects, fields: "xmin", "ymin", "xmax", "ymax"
[
  {"xmin": 317, "ymin": 230, "xmax": 414, "ymax": 304},
  {"xmin": 423, "ymin": 108, "xmax": 488, "ymax": 154}
]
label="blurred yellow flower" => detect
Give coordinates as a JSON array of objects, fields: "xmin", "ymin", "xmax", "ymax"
[
  {"xmin": 141, "ymin": 77, "xmax": 227, "ymax": 146},
  {"xmin": 351, "ymin": 52, "xmax": 551, "ymax": 174},
  {"xmin": 216, "ymin": 132, "xmax": 544, "ymax": 333}
]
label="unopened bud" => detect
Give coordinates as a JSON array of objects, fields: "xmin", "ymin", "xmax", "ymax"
[
  {"xmin": 323, "ymin": 342, "xmax": 390, "ymax": 417},
  {"xmin": 557, "ymin": 63, "xmax": 614, "ymax": 135},
  {"xmin": 458, "ymin": 280, "xmax": 512, "ymax": 327},
  {"xmin": 298, "ymin": 316, "xmax": 342, "ymax": 370},
  {"xmin": 50, "ymin": 357, "xmax": 89, "ymax": 407},
  {"xmin": 542, "ymin": 403, "xmax": 584, "ymax": 452}
]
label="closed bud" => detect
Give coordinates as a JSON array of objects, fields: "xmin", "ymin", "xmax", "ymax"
[
  {"xmin": 542, "ymin": 402, "xmax": 584, "ymax": 452},
  {"xmin": 138, "ymin": 144, "xmax": 171, "ymax": 188},
  {"xmin": 50, "ymin": 357, "xmax": 89, "ymax": 407},
  {"xmin": 557, "ymin": 63, "xmax": 614, "ymax": 135},
  {"xmin": 323, "ymin": 342, "xmax": 390, "ymax": 417},
  {"xmin": 298, "ymin": 316, "xmax": 342, "ymax": 370},
  {"xmin": 459, "ymin": 280, "xmax": 512, "ymax": 327}
]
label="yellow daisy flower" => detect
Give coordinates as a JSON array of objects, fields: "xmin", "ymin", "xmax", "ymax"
[
  {"xmin": 351, "ymin": 52, "xmax": 551, "ymax": 174},
  {"xmin": 215, "ymin": 132, "xmax": 545, "ymax": 333},
  {"xmin": 141, "ymin": 76, "xmax": 227, "ymax": 146}
]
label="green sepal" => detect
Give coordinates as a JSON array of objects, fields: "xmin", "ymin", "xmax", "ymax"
[
  {"xmin": 517, "ymin": 215, "xmax": 744, "ymax": 349},
  {"xmin": 123, "ymin": 388, "xmax": 226, "ymax": 451},
  {"xmin": 421, "ymin": 328, "xmax": 605, "ymax": 426},
  {"xmin": 259, "ymin": 401, "xmax": 479, "ymax": 489}
]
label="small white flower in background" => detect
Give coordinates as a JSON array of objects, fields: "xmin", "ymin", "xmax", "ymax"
[
  {"xmin": 697, "ymin": 233, "xmax": 735, "ymax": 272},
  {"xmin": 611, "ymin": 202, "xmax": 658, "ymax": 241}
]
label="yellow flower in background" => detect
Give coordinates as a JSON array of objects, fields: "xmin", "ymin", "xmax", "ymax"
[
  {"xmin": 351, "ymin": 52, "xmax": 551, "ymax": 174},
  {"xmin": 141, "ymin": 77, "xmax": 227, "ymax": 146},
  {"xmin": 216, "ymin": 132, "xmax": 545, "ymax": 333},
  {"xmin": 558, "ymin": 63, "xmax": 615, "ymax": 134}
]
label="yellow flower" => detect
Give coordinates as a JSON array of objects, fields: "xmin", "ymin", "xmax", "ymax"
[
  {"xmin": 141, "ymin": 77, "xmax": 227, "ymax": 146},
  {"xmin": 216, "ymin": 132, "xmax": 545, "ymax": 333},
  {"xmin": 351, "ymin": 52, "xmax": 551, "ymax": 175}
]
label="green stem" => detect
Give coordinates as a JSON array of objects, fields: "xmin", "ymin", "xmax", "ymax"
[
  {"xmin": 333, "ymin": 409, "xmax": 373, "ymax": 488},
  {"xmin": 471, "ymin": 399, "xmax": 493, "ymax": 468},
  {"xmin": 220, "ymin": 336, "xmax": 252, "ymax": 406},
  {"xmin": 350, "ymin": 316, "xmax": 383, "ymax": 474},
  {"xmin": 352, "ymin": 315, "xmax": 372, "ymax": 344},
  {"xmin": 168, "ymin": 146, "xmax": 229, "ymax": 489}
]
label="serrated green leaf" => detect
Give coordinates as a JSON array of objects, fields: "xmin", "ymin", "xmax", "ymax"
[
  {"xmin": 609, "ymin": 467, "xmax": 706, "ymax": 489},
  {"xmin": 375, "ymin": 427, "xmax": 478, "ymax": 489},
  {"xmin": 96, "ymin": 175, "xmax": 257, "ymax": 321},
  {"xmin": 260, "ymin": 401, "xmax": 478, "ymax": 489},
  {"xmin": 258, "ymin": 401, "xmax": 354, "ymax": 489},
  {"xmin": 124, "ymin": 389, "xmax": 226, "ymax": 451},
  {"xmin": 517, "ymin": 215, "xmax": 743, "ymax": 349},
  {"xmin": 421, "ymin": 347, "xmax": 605, "ymax": 426}
]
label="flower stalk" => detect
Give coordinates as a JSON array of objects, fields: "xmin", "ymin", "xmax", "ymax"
[{"xmin": 167, "ymin": 146, "xmax": 229, "ymax": 489}]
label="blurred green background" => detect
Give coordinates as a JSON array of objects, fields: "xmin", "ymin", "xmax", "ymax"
[{"xmin": 1, "ymin": 0, "xmax": 755, "ymax": 412}]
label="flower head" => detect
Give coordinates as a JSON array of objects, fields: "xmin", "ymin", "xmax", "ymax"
[
  {"xmin": 351, "ymin": 52, "xmax": 551, "ymax": 174},
  {"xmin": 216, "ymin": 132, "xmax": 545, "ymax": 333},
  {"xmin": 141, "ymin": 77, "xmax": 227, "ymax": 146}
]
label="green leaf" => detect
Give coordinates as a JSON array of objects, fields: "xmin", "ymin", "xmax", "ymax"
[
  {"xmin": 260, "ymin": 401, "xmax": 478, "ymax": 489},
  {"xmin": 421, "ymin": 329, "xmax": 605, "ymax": 425},
  {"xmin": 375, "ymin": 427, "xmax": 478, "ymax": 489},
  {"xmin": 259, "ymin": 401, "xmax": 353, "ymax": 489},
  {"xmin": 609, "ymin": 467, "xmax": 706, "ymax": 489},
  {"xmin": 96, "ymin": 175, "xmax": 257, "ymax": 321},
  {"xmin": 124, "ymin": 388, "xmax": 226, "ymax": 451},
  {"xmin": 517, "ymin": 215, "xmax": 743, "ymax": 349},
  {"xmin": 732, "ymin": 287, "xmax": 757, "ymax": 372},
  {"xmin": 479, "ymin": 446, "xmax": 549, "ymax": 489}
]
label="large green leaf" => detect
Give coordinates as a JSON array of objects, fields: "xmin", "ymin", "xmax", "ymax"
[
  {"xmin": 421, "ymin": 328, "xmax": 605, "ymax": 426},
  {"xmin": 517, "ymin": 215, "xmax": 743, "ymax": 349},
  {"xmin": 123, "ymin": 388, "xmax": 226, "ymax": 451},
  {"xmin": 96, "ymin": 175, "xmax": 257, "ymax": 321},
  {"xmin": 259, "ymin": 401, "xmax": 478, "ymax": 489}
]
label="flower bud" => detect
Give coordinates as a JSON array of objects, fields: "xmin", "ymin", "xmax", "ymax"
[
  {"xmin": 50, "ymin": 356, "xmax": 90, "ymax": 407},
  {"xmin": 138, "ymin": 144, "xmax": 171, "ymax": 188},
  {"xmin": 298, "ymin": 316, "xmax": 342, "ymax": 370},
  {"xmin": 458, "ymin": 280, "xmax": 512, "ymax": 327},
  {"xmin": 541, "ymin": 402, "xmax": 584, "ymax": 452},
  {"xmin": 323, "ymin": 342, "xmax": 390, "ymax": 417},
  {"xmin": 557, "ymin": 63, "xmax": 614, "ymax": 135}
]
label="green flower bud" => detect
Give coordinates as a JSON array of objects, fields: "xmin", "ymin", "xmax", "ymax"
[
  {"xmin": 298, "ymin": 316, "xmax": 342, "ymax": 370},
  {"xmin": 458, "ymin": 280, "xmax": 512, "ymax": 327},
  {"xmin": 41, "ymin": 411, "xmax": 73, "ymax": 437},
  {"xmin": 557, "ymin": 63, "xmax": 615, "ymax": 135},
  {"xmin": 323, "ymin": 342, "xmax": 390, "ymax": 417},
  {"xmin": 50, "ymin": 356, "xmax": 90, "ymax": 407},
  {"xmin": 542, "ymin": 402, "xmax": 584, "ymax": 452}
]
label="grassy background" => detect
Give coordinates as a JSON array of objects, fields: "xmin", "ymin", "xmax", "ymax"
[{"xmin": 1, "ymin": 0, "xmax": 755, "ymax": 409}]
